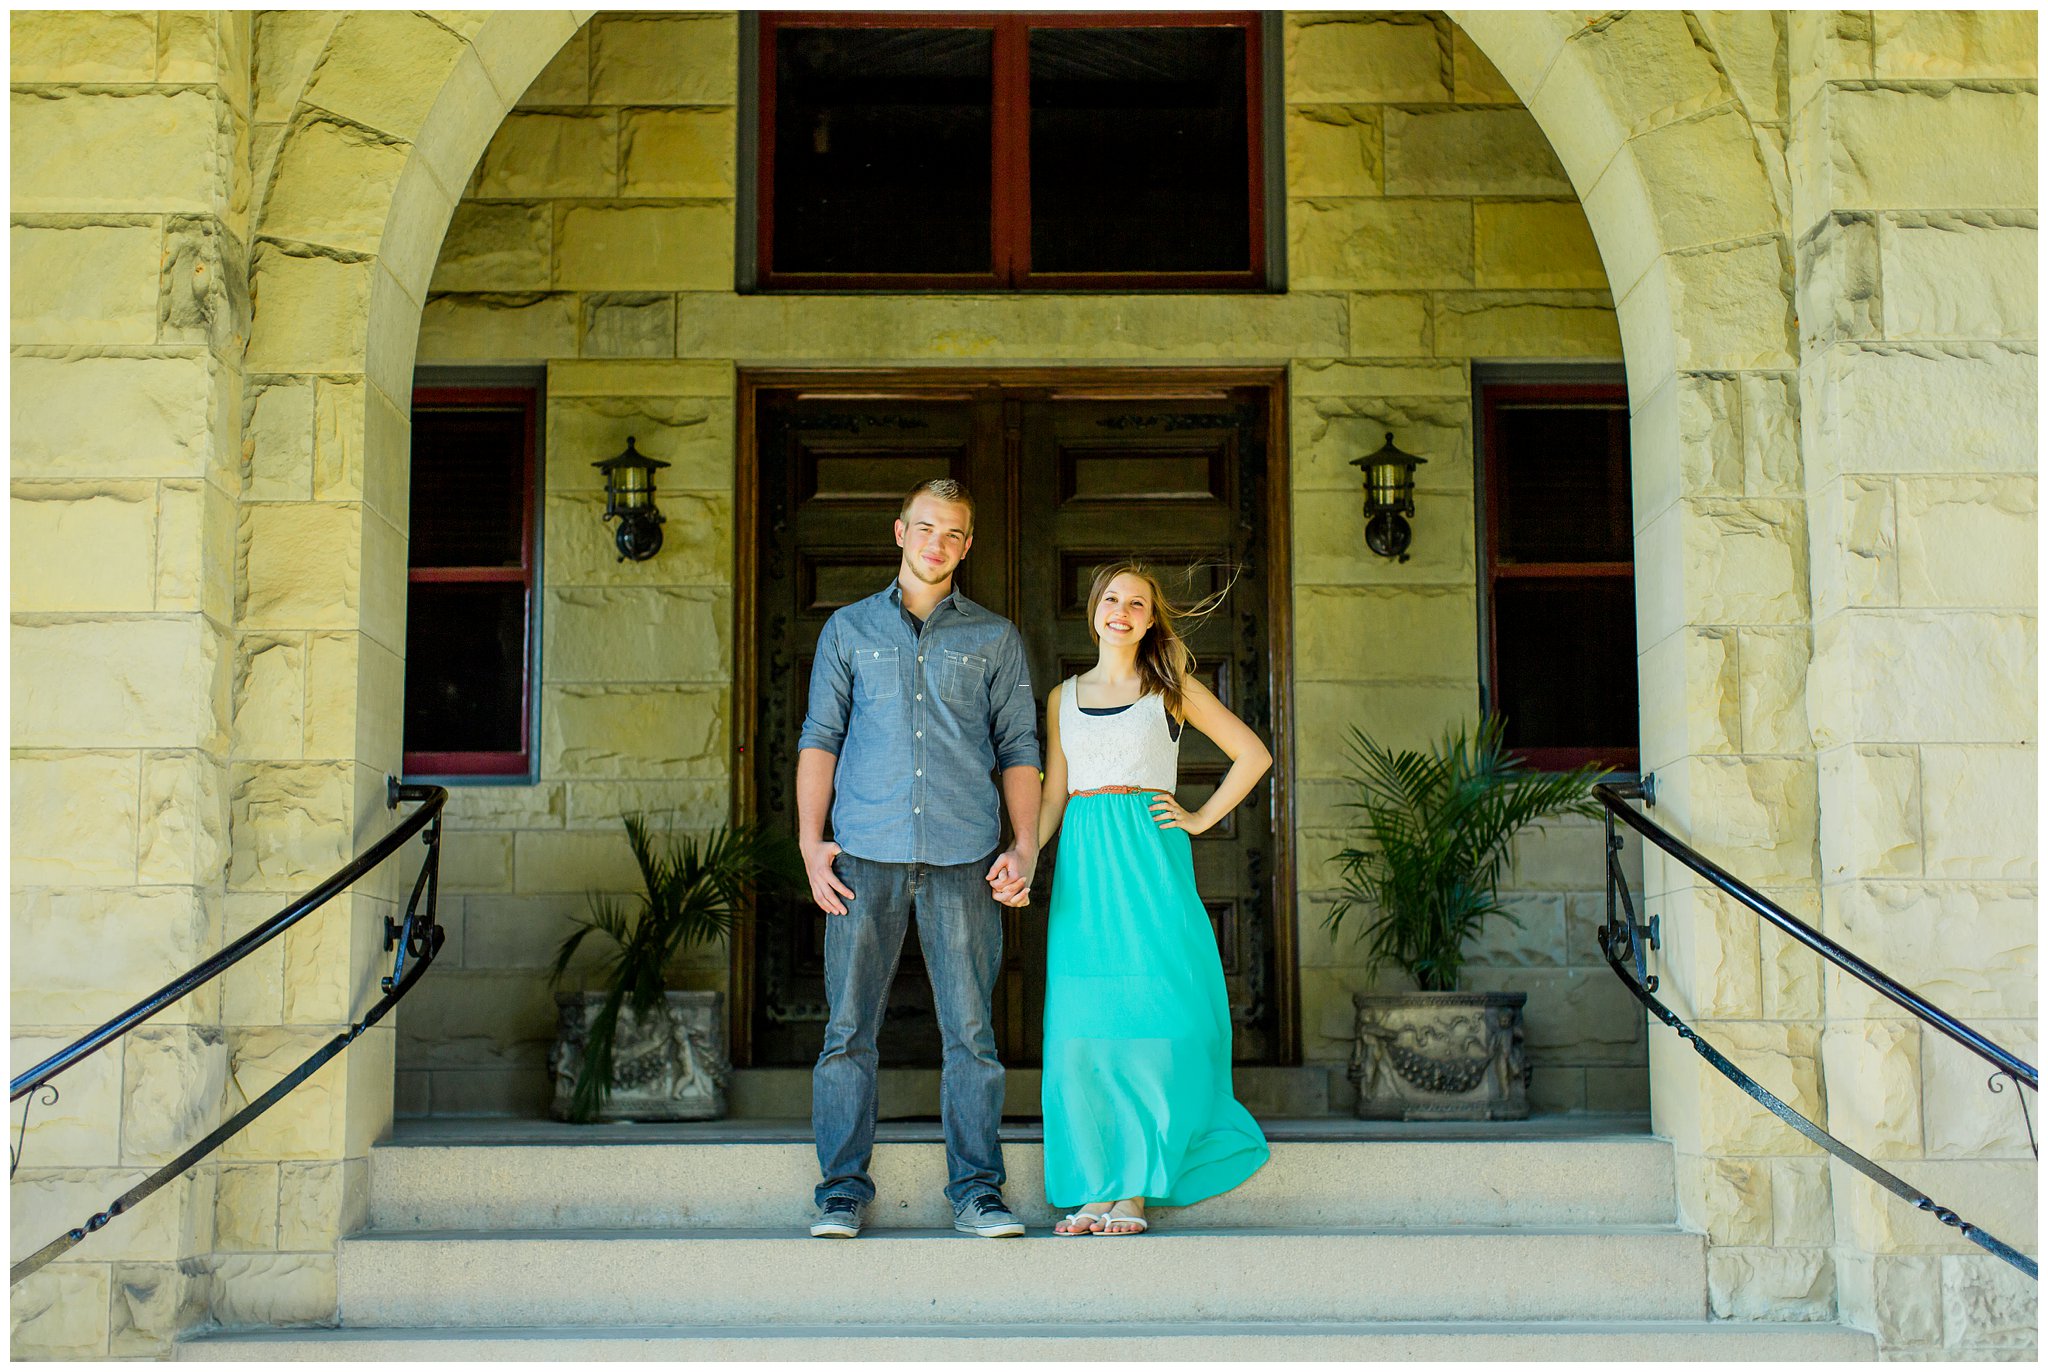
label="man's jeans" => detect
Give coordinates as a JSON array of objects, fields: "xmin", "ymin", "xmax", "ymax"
[{"xmin": 813, "ymin": 852, "xmax": 1006, "ymax": 1210}]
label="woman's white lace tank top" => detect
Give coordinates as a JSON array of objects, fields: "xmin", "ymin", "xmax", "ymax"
[{"xmin": 1061, "ymin": 677, "xmax": 1180, "ymax": 795}]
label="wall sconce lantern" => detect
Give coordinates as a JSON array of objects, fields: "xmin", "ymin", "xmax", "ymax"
[
  {"xmin": 593, "ymin": 436, "xmax": 670, "ymax": 563},
  {"xmin": 1350, "ymin": 431, "xmax": 1426, "ymax": 563}
]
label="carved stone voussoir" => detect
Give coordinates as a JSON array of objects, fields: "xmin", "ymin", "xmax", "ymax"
[
  {"xmin": 548, "ymin": 989, "xmax": 730, "ymax": 1122},
  {"xmin": 1349, "ymin": 991, "xmax": 1530, "ymax": 1121}
]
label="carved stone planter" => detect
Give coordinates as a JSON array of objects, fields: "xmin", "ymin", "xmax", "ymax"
[
  {"xmin": 1348, "ymin": 991, "xmax": 1529, "ymax": 1121},
  {"xmin": 548, "ymin": 990, "xmax": 731, "ymax": 1122}
]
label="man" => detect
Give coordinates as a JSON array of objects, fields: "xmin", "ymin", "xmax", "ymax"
[{"xmin": 796, "ymin": 478, "xmax": 1041, "ymax": 1239}]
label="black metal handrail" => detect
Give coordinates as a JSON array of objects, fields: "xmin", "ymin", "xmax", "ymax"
[
  {"xmin": 9, "ymin": 780, "xmax": 448, "ymax": 1284},
  {"xmin": 1596, "ymin": 778, "xmax": 2037, "ymax": 1279}
]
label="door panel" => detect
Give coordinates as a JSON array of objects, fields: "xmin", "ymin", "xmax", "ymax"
[
  {"xmin": 748, "ymin": 381, "xmax": 1279, "ymax": 1068},
  {"xmin": 1018, "ymin": 396, "xmax": 1276, "ymax": 1063},
  {"xmin": 750, "ymin": 399, "xmax": 1004, "ymax": 1067}
]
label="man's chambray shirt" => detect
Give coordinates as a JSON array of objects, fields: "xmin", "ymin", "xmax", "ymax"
[{"xmin": 798, "ymin": 580, "xmax": 1039, "ymax": 866}]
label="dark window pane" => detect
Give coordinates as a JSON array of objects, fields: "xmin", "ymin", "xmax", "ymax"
[
  {"xmin": 1492, "ymin": 578, "xmax": 1638, "ymax": 753},
  {"xmin": 1493, "ymin": 404, "xmax": 1632, "ymax": 563},
  {"xmin": 404, "ymin": 584, "xmax": 527, "ymax": 754},
  {"xmin": 773, "ymin": 28, "xmax": 992, "ymax": 274},
  {"xmin": 410, "ymin": 407, "xmax": 528, "ymax": 568},
  {"xmin": 1029, "ymin": 27, "xmax": 1250, "ymax": 274}
]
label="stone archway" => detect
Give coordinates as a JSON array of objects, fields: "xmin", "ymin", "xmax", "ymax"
[
  {"xmin": 1445, "ymin": 15, "xmax": 1821, "ymax": 1284},
  {"xmin": 1448, "ymin": 12, "xmax": 2038, "ymax": 1335},
  {"xmin": 222, "ymin": 6, "xmax": 596, "ymax": 1332},
  {"xmin": 243, "ymin": 0, "xmax": 1796, "ymax": 1277},
  {"xmin": 237, "ymin": 9, "xmax": 2031, "ymax": 1344}
]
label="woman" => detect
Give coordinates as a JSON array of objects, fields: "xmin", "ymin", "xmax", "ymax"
[{"xmin": 1034, "ymin": 562, "xmax": 1273, "ymax": 1236}]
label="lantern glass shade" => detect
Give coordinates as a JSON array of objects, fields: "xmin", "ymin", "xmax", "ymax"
[
  {"xmin": 1365, "ymin": 461, "xmax": 1410, "ymax": 510},
  {"xmin": 594, "ymin": 437, "xmax": 669, "ymax": 517},
  {"xmin": 1351, "ymin": 432, "xmax": 1424, "ymax": 517},
  {"xmin": 614, "ymin": 462, "xmax": 652, "ymax": 503}
]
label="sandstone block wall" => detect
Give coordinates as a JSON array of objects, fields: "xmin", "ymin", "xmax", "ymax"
[
  {"xmin": 1789, "ymin": 10, "xmax": 2038, "ymax": 1358},
  {"xmin": 398, "ymin": 358, "xmax": 737, "ymax": 1115},
  {"xmin": 11, "ymin": 8, "xmax": 585, "ymax": 1356},
  {"xmin": 11, "ymin": 12, "xmax": 251, "ymax": 1358},
  {"xmin": 404, "ymin": 10, "xmax": 1646, "ymax": 1115},
  {"xmin": 1453, "ymin": 10, "xmax": 2035, "ymax": 1352}
]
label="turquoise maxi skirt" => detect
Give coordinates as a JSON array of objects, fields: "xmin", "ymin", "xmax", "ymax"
[{"xmin": 1040, "ymin": 790, "xmax": 1269, "ymax": 1209}]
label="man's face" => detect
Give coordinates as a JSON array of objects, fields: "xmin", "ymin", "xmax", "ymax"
[{"xmin": 895, "ymin": 495, "xmax": 973, "ymax": 586}]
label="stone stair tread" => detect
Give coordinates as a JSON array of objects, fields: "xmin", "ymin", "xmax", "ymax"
[
  {"xmin": 353, "ymin": 1222, "xmax": 1693, "ymax": 1241},
  {"xmin": 380, "ymin": 1112, "xmax": 1658, "ymax": 1146},
  {"xmin": 368, "ymin": 1131, "xmax": 1681, "ymax": 1231},
  {"xmin": 377, "ymin": 1132, "xmax": 1668, "ymax": 1148},
  {"xmin": 336, "ymin": 1225, "xmax": 1711, "ymax": 1326},
  {"xmin": 179, "ymin": 1319, "xmax": 1878, "ymax": 1361},
  {"xmin": 185, "ymin": 1319, "xmax": 1864, "ymax": 1339}
]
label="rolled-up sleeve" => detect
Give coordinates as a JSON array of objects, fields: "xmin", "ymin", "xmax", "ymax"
[
  {"xmin": 988, "ymin": 626, "xmax": 1040, "ymax": 771},
  {"xmin": 797, "ymin": 615, "xmax": 851, "ymax": 756}
]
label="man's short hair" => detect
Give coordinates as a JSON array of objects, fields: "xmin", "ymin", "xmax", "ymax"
[{"xmin": 898, "ymin": 478, "xmax": 975, "ymax": 533}]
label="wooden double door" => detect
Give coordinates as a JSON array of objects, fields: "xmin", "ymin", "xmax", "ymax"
[{"xmin": 738, "ymin": 372, "xmax": 1293, "ymax": 1071}]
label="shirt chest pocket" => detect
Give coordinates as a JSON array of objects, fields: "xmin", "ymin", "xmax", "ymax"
[
  {"xmin": 853, "ymin": 645, "xmax": 899, "ymax": 702},
  {"xmin": 939, "ymin": 648, "xmax": 989, "ymax": 705}
]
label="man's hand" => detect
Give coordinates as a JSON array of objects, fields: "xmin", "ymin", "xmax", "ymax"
[
  {"xmin": 986, "ymin": 844, "xmax": 1037, "ymax": 908},
  {"xmin": 803, "ymin": 839, "xmax": 855, "ymax": 916}
]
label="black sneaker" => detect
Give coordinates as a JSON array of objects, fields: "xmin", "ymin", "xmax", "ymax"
[
  {"xmin": 810, "ymin": 1195, "xmax": 864, "ymax": 1238},
  {"xmin": 953, "ymin": 1192, "xmax": 1025, "ymax": 1238}
]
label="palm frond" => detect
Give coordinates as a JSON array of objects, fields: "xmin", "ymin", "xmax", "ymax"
[
  {"xmin": 553, "ymin": 812, "xmax": 800, "ymax": 1118},
  {"xmin": 1324, "ymin": 715, "xmax": 1608, "ymax": 992}
]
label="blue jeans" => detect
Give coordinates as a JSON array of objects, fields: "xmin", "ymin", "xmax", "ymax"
[{"xmin": 813, "ymin": 852, "xmax": 1006, "ymax": 1210}]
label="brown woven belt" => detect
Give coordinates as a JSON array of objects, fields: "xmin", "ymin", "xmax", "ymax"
[{"xmin": 1068, "ymin": 785, "xmax": 1165, "ymax": 798}]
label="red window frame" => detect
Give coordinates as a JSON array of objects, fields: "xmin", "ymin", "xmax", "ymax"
[
  {"xmin": 1481, "ymin": 381, "xmax": 1638, "ymax": 774},
  {"xmin": 755, "ymin": 10, "xmax": 1267, "ymax": 291},
  {"xmin": 402, "ymin": 385, "xmax": 540, "ymax": 779}
]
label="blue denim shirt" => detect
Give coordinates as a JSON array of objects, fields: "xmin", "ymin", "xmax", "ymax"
[{"xmin": 798, "ymin": 580, "xmax": 1039, "ymax": 866}]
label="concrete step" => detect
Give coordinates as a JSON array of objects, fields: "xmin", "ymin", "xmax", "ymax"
[
  {"xmin": 180, "ymin": 1318, "xmax": 1879, "ymax": 1361},
  {"xmin": 728, "ymin": 1064, "xmax": 1350, "ymax": 1118},
  {"xmin": 370, "ymin": 1133, "xmax": 1677, "ymax": 1232},
  {"xmin": 336, "ymin": 1227, "xmax": 1710, "ymax": 1327}
]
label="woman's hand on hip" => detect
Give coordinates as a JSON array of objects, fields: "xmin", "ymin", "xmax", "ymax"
[{"xmin": 1148, "ymin": 792, "xmax": 1207, "ymax": 835}]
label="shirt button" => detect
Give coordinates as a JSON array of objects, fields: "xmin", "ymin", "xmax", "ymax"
[
  {"xmin": 918, "ymin": 655, "xmax": 924, "ymax": 663},
  {"xmin": 916, "ymin": 693, "xmax": 923, "ymax": 701},
  {"xmin": 915, "ymin": 769, "xmax": 923, "ymax": 777},
  {"xmin": 914, "ymin": 807, "xmax": 921, "ymax": 815},
  {"xmin": 915, "ymin": 731, "xmax": 923, "ymax": 738}
]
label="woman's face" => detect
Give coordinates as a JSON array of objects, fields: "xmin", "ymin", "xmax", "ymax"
[{"xmin": 1093, "ymin": 572, "xmax": 1157, "ymax": 648}]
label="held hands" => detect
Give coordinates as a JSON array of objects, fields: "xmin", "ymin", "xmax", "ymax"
[
  {"xmin": 806, "ymin": 838, "xmax": 1036, "ymax": 914},
  {"xmin": 986, "ymin": 845, "xmax": 1037, "ymax": 909},
  {"xmin": 802, "ymin": 839, "xmax": 855, "ymax": 916},
  {"xmin": 1148, "ymin": 792, "xmax": 1210, "ymax": 835}
]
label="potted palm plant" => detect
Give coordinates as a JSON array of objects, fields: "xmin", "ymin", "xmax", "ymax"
[
  {"xmin": 548, "ymin": 814, "xmax": 801, "ymax": 1123},
  {"xmin": 1326, "ymin": 716, "xmax": 1606, "ymax": 1120}
]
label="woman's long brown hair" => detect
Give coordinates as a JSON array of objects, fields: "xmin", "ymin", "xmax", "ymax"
[{"xmin": 1083, "ymin": 560, "xmax": 1238, "ymax": 721}]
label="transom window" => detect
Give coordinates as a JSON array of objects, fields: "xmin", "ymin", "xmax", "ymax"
[
  {"xmin": 1479, "ymin": 380, "xmax": 1639, "ymax": 773},
  {"xmin": 402, "ymin": 386, "xmax": 540, "ymax": 779},
  {"xmin": 751, "ymin": 11, "xmax": 1269, "ymax": 290}
]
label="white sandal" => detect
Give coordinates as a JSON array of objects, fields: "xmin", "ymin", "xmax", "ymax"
[
  {"xmin": 1100, "ymin": 1203, "xmax": 1149, "ymax": 1236},
  {"xmin": 1055, "ymin": 1209, "xmax": 1109, "ymax": 1236}
]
